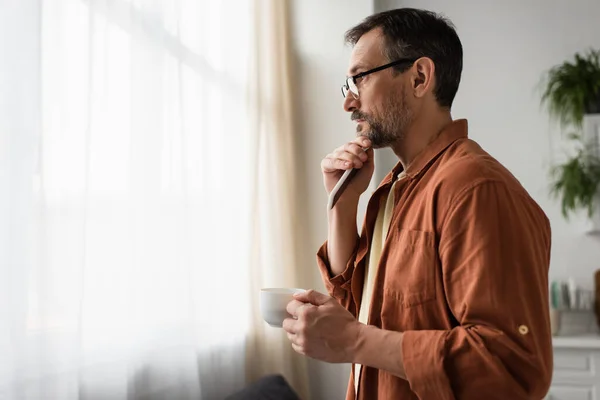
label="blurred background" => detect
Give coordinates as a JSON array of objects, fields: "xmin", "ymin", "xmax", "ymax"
[{"xmin": 2, "ymin": 0, "xmax": 600, "ymax": 399}]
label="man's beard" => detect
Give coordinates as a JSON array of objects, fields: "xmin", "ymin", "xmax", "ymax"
[{"xmin": 352, "ymin": 89, "xmax": 412, "ymax": 148}]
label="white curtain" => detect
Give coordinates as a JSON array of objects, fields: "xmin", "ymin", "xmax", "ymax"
[
  {"xmin": 245, "ymin": 0, "xmax": 309, "ymax": 398},
  {"xmin": 0, "ymin": 0, "xmax": 307, "ymax": 399}
]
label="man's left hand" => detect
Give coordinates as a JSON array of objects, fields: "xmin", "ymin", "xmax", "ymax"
[{"xmin": 283, "ymin": 289, "xmax": 362, "ymax": 363}]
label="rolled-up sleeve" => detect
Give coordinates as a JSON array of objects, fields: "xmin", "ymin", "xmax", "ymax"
[
  {"xmin": 402, "ymin": 181, "xmax": 553, "ymax": 399},
  {"xmin": 316, "ymin": 241, "xmax": 358, "ymax": 309}
]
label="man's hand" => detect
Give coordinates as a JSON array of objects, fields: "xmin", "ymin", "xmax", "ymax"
[
  {"xmin": 282, "ymin": 289, "xmax": 362, "ymax": 363},
  {"xmin": 321, "ymin": 138, "xmax": 374, "ymax": 199}
]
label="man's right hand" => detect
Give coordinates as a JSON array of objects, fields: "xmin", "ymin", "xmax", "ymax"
[{"xmin": 321, "ymin": 137, "xmax": 374, "ymax": 200}]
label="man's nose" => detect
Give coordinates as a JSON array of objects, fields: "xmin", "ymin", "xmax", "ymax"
[{"xmin": 343, "ymin": 92, "xmax": 359, "ymax": 113}]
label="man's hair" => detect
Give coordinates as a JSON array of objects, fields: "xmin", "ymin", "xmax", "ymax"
[{"xmin": 345, "ymin": 8, "xmax": 463, "ymax": 108}]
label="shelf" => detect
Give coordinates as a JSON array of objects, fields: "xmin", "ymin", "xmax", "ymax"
[{"xmin": 553, "ymin": 333, "xmax": 600, "ymax": 349}]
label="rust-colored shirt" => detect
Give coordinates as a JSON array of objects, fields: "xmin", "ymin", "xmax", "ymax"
[{"xmin": 316, "ymin": 120, "xmax": 552, "ymax": 400}]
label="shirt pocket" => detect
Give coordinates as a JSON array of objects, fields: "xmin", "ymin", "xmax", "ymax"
[{"xmin": 382, "ymin": 229, "xmax": 436, "ymax": 308}]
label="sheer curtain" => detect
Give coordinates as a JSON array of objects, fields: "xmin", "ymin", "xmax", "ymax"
[
  {"xmin": 245, "ymin": 0, "xmax": 309, "ymax": 398},
  {"xmin": 0, "ymin": 0, "xmax": 307, "ymax": 399}
]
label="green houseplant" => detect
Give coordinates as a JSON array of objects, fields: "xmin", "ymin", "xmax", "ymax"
[
  {"xmin": 541, "ymin": 49, "xmax": 600, "ymax": 128},
  {"xmin": 550, "ymin": 134, "xmax": 600, "ymax": 219},
  {"xmin": 541, "ymin": 49, "xmax": 600, "ymax": 220}
]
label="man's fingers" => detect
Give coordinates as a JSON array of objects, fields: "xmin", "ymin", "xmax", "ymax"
[
  {"xmin": 282, "ymin": 316, "xmax": 299, "ymax": 333},
  {"xmin": 286, "ymin": 299, "xmax": 305, "ymax": 317},
  {"xmin": 353, "ymin": 137, "xmax": 371, "ymax": 148},
  {"xmin": 323, "ymin": 151, "xmax": 363, "ymax": 169},
  {"xmin": 331, "ymin": 151, "xmax": 363, "ymax": 168},
  {"xmin": 293, "ymin": 289, "xmax": 332, "ymax": 306},
  {"xmin": 322, "ymin": 139, "xmax": 371, "ymax": 173},
  {"xmin": 343, "ymin": 142, "xmax": 369, "ymax": 162},
  {"xmin": 291, "ymin": 342, "xmax": 305, "ymax": 355},
  {"xmin": 284, "ymin": 320, "xmax": 304, "ymax": 353},
  {"xmin": 321, "ymin": 156, "xmax": 354, "ymax": 172}
]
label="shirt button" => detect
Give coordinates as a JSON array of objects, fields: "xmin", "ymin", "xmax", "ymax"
[{"xmin": 518, "ymin": 325, "xmax": 529, "ymax": 335}]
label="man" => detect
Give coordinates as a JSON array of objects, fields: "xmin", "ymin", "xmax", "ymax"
[{"xmin": 282, "ymin": 8, "xmax": 553, "ymax": 400}]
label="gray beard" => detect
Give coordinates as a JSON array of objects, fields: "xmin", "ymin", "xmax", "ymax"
[{"xmin": 355, "ymin": 91, "xmax": 412, "ymax": 149}]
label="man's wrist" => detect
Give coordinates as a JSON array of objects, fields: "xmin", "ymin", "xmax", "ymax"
[
  {"xmin": 351, "ymin": 323, "xmax": 407, "ymax": 379},
  {"xmin": 351, "ymin": 322, "xmax": 370, "ymax": 364},
  {"xmin": 329, "ymin": 194, "xmax": 360, "ymax": 213}
]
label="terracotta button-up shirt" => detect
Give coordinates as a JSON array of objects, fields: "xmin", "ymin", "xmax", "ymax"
[{"xmin": 316, "ymin": 119, "xmax": 552, "ymax": 400}]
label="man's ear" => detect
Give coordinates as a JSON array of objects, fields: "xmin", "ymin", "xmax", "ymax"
[{"xmin": 410, "ymin": 57, "xmax": 435, "ymax": 99}]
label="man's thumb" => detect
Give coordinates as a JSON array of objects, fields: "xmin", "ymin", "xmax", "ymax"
[{"xmin": 293, "ymin": 289, "xmax": 330, "ymax": 306}]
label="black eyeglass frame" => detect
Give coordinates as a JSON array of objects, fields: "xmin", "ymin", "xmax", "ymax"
[{"xmin": 341, "ymin": 58, "xmax": 418, "ymax": 98}]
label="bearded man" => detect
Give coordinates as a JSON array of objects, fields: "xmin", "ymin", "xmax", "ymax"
[{"xmin": 283, "ymin": 8, "xmax": 553, "ymax": 400}]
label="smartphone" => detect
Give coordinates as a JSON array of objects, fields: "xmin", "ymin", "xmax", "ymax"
[{"xmin": 327, "ymin": 169, "xmax": 355, "ymax": 210}]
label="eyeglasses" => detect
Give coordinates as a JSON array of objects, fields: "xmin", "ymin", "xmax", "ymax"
[{"xmin": 341, "ymin": 58, "xmax": 417, "ymax": 99}]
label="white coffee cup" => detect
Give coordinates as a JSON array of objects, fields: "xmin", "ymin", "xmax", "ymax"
[{"xmin": 260, "ymin": 288, "xmax": 306, "ymax": 327}]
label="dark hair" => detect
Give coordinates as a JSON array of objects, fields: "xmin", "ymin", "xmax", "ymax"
[{"xmin": 345, "ymin": 8, "xmax": 463, "ymax": 108}]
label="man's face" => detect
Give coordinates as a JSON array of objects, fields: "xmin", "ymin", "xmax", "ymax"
[{"xmin": 343, "ymin": 29, "xmax": 414, "ymax": 149}]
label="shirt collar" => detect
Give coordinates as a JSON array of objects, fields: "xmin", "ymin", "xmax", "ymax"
[{"xmin": 383, "ymin": 119, "xmax": 468, "ymax": 183}]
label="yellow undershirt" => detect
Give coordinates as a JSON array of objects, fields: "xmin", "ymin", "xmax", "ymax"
[{"xmin": 354, "ymin": 172, "xmax": 405, "ymax": 394}]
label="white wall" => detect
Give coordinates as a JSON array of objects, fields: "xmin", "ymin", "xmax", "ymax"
[
  {"xmin": 375, "ymin": 0, "xmax": 600, "ymax": 285},
  {"xmin": 289, "ymin": 1, "xmax": 374, "ymax": 399}
]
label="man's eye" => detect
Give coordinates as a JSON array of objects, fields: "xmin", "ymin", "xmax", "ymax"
[{"xmin": 356, "ymin": 75, "xmax": 367, "ymax": 85}]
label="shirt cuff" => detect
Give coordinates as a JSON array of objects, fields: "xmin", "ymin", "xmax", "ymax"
[
  {"xmin": 316, "ymin": 240, "xmax": 357, "ymax": 302},
  {"xmin": 402, "ymin": 330, "xmax": 454, "ymax": 400}
]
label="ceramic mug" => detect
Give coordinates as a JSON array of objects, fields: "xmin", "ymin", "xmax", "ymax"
[{"xmin": 260, "ymin": 288, "xmax": 306, "ymax": 327}]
